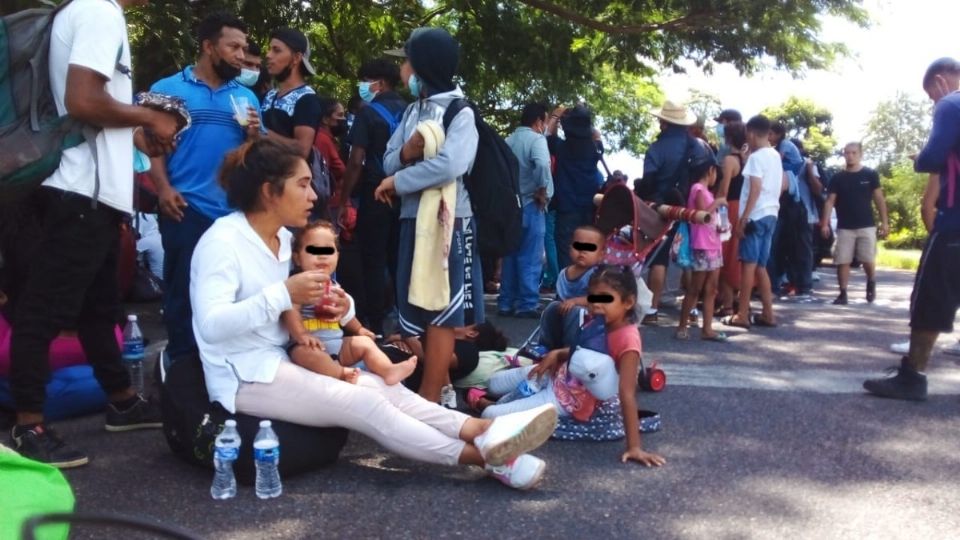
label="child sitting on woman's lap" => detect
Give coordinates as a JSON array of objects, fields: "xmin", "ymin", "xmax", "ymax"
[{"xmin": 281, "ymin": 221, "xmax": 417, "ymax": 385}]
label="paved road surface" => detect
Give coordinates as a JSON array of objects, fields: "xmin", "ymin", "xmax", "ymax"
[{"xmin": 12, "ymin": 267, "xmax": 960, "ymax": 539}]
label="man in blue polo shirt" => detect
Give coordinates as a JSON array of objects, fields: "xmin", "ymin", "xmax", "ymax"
[
  {"xmin": 864, "ymin": 57, "xmax": 960, "ymax": 401},
  {"xmin": 148, "ymin": 12, "xmax": 260, "ymax": 365}
]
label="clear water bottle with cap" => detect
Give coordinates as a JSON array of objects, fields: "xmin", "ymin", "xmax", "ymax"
[
  {"xmin": 210, "ymin": 419, "xmax": 240, "ymax": 500},
  {"xmin": 254, "ymin": 420, "xmax": 282, "ymax": 499},
  {"xmin": 121, "ymin": 314, "xmax": 145, "ymax": 394},
  {"xmin": 718, "ymin": 205, "xmax": 732, "ymax": 241}
]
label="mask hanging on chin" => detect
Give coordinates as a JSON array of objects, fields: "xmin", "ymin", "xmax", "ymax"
[{"xmin": 212, "ymin": 57, "xmax": 241, "ymax": 81}]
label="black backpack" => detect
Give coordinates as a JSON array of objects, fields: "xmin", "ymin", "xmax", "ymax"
[{"xmin": 442, "ymin": 99, "xmax": 522, "ymax": 258}]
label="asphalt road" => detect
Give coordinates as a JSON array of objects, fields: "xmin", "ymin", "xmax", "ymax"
[{"xmin": 15, "ymin": 267, "xmax": 960, "ymax": 539}]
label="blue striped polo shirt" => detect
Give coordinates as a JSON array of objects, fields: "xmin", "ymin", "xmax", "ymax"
[{"xmin": 149, "ymin": 66, "xmax": 260, "ymax": 220}]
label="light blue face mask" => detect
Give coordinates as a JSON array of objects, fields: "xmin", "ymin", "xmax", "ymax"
[
  {"xmin": 237, "ymin": 68, "xmax": 259, "ymax": 88},
  {"xmin": 714, "ymin": 123, "xmax": 725, "ymax": 139},
  {"xmin": 407, "ymin": 74, "xmax": 422, "ymax": 99},
  {"xmin": 358, "ymin": 81, "xmax": 377, "ymax": 103},
  {"xmin": 133, "ymin": 149, "xmax": 151, "ymax": 173}
]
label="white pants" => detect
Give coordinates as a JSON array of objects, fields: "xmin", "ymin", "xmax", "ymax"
[
  {"xmin": 482, "ymin": 365, "xmax": 563, "ymax": 419},
  {"xmin": 235, "ymin": 362, "xmax": 468, "ymax": 466}
]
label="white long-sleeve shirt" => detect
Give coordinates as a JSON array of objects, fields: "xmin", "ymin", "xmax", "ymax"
[{"xmin": 190, "ymin": 212, "xmax": 293, "ymax": 413}]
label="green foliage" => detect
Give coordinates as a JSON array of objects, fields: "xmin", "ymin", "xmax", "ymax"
[
  {"xmin": 762, "ymin": 96, "xmax": 837, "ymax": 162},
  {"xmin": 3, "ymin": 0, "xmax": 868, "ymax": 155},
  {"xmin": 863, "ymin": 92, "xmax": 931, "ymax": 177},
  {"xmin": 881, "ymin": 160, "xmax": 928, "ymax": 250}
]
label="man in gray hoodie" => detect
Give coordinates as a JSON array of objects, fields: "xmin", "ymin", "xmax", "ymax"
[{"xmin": 375, "ymin": 28, "xmax": 483, "ymax": 405}]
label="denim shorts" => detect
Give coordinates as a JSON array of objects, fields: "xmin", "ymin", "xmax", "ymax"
[{"xmin": 738, "ymin": 215, "xmax": 777, "ymax": 266}]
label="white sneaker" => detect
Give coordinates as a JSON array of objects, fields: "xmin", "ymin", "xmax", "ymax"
[
  {"xmin": 486, "ymin": 454, "xmax": 546, "ymax": 490},
  {"xmin": 440, "ymin": 384, "xmax": 458, "ymax": 409},
  {"xmin": 474, "ymin": 403, "xmax": 558, "ymax": 466},
  {"xmin": 944, "ymin": 341, "xmax": 960, "ymax": 356},
  {"xmin": 812, "ymin": 271, "xmax": 821, "ymax": 283},
  {"xmin": 889, "ymin": 340, "xmax": 910, "ymax": 355}
]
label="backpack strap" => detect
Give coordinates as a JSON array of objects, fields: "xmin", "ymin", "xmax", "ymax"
[
  {"xmin": 367, "ymin": 102, "xmax": 401, "ymax": 134},
  {"xmin": 442, "ymin": 98, "xmax": 469, "ymax": 132}
]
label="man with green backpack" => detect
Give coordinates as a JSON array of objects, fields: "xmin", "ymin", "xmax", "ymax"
[{"xmin": 1, "ymin": 0, "xmax": 180, "ymax": 468}]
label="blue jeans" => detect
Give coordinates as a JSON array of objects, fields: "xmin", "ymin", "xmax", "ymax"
[
  {"xmin": 739, "ymin": 215, "xmax": 777, "ymax": 266},
  {"xmin": 543, "ymin": 210, "xmax": 559, "ymax": 288},
  {"xmin": 555, "ymin": 208, "xmax": 595, "ymax": 270},
  {"xmin": 499, "ymin": 202, "xmax": 546, "ymax": 312},
  {"xmin": 159, "ymin": 206, "xmax": 215, "ymax": 363},
  {"xmin": 538, "ymin": 301, "xmax": 587, "ymax": 349}
]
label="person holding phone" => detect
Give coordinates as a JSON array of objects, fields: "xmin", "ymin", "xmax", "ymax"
[{"xmin": 724, "ymin": 115, "xmax": 783, "ymax": 330}]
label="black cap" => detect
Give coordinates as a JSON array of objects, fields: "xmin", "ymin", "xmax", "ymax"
[
  {"xmin": 270, "ymin": 27, "xmax": 316, "ymax": 76},
  {"xmin": 714, "ymin": 109, "xmax": 742, "ymax": 123}
]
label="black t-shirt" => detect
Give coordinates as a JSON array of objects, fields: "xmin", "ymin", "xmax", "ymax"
[
  {"xmin": 261, "ymin": 85, "xmax": 322, "ymax": 139},
  {"xmin": 348, "ymin": 91, "xmax": 408, "ymax": 188},
  {"xmin": 829, "ymin": 168, "xmax": 880, "ymax": 229}
]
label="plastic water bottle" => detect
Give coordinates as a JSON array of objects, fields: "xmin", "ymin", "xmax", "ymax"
[
  {"xmin": 254, "ymin": 420, "xmax": 282, "ymax": 499},
  {"xmin": 210, "ymin": 419, "xmax": 240, "ymax": 500},
  {"xmin": 718, "ymin": 205, "xmax": 732, "ymax": 241},
  {"xmin": 517, "ymin": 377, "xmax": 541, "ymax": 397},
  {"xmin": 121, "ymin": 315, "xmax": 145, "ymax": 394}
]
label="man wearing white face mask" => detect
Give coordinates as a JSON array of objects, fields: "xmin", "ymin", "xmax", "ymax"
[
  {"xmin": 238, "ymin": 41, "xmax": 268, "ymax": 101},
  {"xmin": 339, "ymin": 58, "xmax": 407, "ymax": 337}
]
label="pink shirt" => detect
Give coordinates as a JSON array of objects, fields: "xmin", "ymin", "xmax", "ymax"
[
  {"xmin": 688, "ymin": 183, "xmax": 721, "ymax": 251},
  {"xmin": 553, "ymin": 323, "xmax": 642, "ymax": 421}
]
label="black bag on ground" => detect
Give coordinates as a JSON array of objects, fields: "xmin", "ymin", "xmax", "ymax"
[
  {"xmin": 159, "ymin": 355, "xmax": 349, "ymax": 485},
  {"xmin": 442, "ymin": 99, "xmax": 522, "ymax": 258}
]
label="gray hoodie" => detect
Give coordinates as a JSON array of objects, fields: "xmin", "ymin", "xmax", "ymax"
[{"xmin": 383, "ymin": 88, "xmax": 478, "ymax": 219}]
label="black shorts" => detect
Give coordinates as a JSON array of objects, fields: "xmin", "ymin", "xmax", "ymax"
[
  {"xmin": 648, "ymin": 224, "xmax": 678, "ymax": 268},
  {"xmin": 910, "ymin": 231, "xmax": 960, "ymax": 332}
]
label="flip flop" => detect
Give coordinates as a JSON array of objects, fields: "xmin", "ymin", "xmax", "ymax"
[
  {"xmin": 722, "ymin": 315, "xmax": 750, "ymax": 329},
  {"xmin": 702, "ymin": 332, "xmax": 729, "ymax": 342},
  {"xmin": 750, "ymin": 314, "xmax": 778, "ymax": 328},
  {"xmin": 466, "ymin": 388, "xmax": 487, "ymax": 410},
  {"xmin": 674, "ymin": 329, "xmax": 690, "ymax": 340}
]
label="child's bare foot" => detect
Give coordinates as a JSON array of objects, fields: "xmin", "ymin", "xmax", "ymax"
[
  {"xmin": 382, "ymin": 356, "xmax": 418, "ymax": 385},
  {"xmin": 342, "ymin": 367, "xmax": 360, "ymax": 384}
]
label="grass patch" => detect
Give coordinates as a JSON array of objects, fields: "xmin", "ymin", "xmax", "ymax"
[{"xmin": 877, "ymin": 246, "xmax": 921, "ymax": 271}]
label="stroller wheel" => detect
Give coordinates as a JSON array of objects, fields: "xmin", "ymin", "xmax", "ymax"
[{"xmin": 647, "ymin": 368, "xmax": 666, "ymax": 392}]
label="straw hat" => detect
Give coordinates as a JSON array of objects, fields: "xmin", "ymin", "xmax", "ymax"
[{"xmin": 650, "ymin": 100, "xmax": 697, "ymax": 126}]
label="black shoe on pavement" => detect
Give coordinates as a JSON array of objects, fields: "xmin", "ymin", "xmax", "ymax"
[
  {"xmin": 105, "ymin": 395, "xmax": 163, "ymax": 432},
  {"xmin": 832, "ymin": 291, "xmax": 848, "ymax": 305},
  {"xmin": 866, "ymin": 280, "xmax": 876, "ymax": 303},
  {"xmin": 641, "ymin": 311, "xmax": 659, "ymax": 326},
  {"xmin": 863, "ymin": 357, "xmax": 928, "ymax": 401},
  {"xmin": 11, "ymin": 424, "xmax": 89, "ymax": 468}
]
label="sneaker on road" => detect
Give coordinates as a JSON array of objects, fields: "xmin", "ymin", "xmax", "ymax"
[
  {"xmin": 943, "ymin": 341, "xmax": 960, "ymax": 356},
  {"xmin": 486, "ymin": 454, "xmax": 546, "ymax": 490},
  {"xmin": 105, "ymin": 395, "xmax": 163, "ymax": 432},
  {"xmin": 440, "ymin": 384, "xmax": 458, "ymax": 409},
  {"xmin": 474, "ymin": 404, "xmax": 557, "ymax": 466},
  {"xmin": 11, "ymin": 425, "xmax": 89, "ymax": 468},
  {"xmin": 863, "ymin": 357, "xmax": 928, "ymax": 401},
  {"xmin": 889, "ymin": 340, "xmax": 910, "ymax": 355}
]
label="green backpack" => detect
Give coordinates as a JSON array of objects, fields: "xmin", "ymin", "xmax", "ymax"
[
  {"xmin": 0, "ymin": 449, "xmax": 75, "ymax": 540},
  {"xmin": 0, "ymin": 1, "xmax": 91, "ymax": 208}
]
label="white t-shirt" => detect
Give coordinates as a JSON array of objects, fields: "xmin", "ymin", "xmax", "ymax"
[
  {"xmin": 740, "ymin": 147, "xmax": 783, "ymax": 221},
  {"xmin": 42, "ymin": 0, "xmax": 134, "ymax": 214}
]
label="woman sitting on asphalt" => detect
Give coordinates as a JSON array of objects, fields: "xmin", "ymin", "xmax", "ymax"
[{"xmin": 189, "ymin": 138, "xmax": 557, "ymax": 490}]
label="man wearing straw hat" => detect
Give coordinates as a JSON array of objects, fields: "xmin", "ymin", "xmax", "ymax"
[
  {"xmin": 635, "ymin": 99, "xmax": 704, "ymax": 325},
  {"xmin": 147, "ymin": 12, "xmax": 261, "ymax": 367}
]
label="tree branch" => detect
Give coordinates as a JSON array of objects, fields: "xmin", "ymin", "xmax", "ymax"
[{"xmin": 514, "ymin": 0, "xmax": 704, "ymax": 34}]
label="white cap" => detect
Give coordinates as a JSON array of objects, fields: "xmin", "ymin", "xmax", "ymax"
[
  {"xmin": 259, "ymin": 420, "xmax": 272, "ymax": 428},
  {"xmin": 127, "ymin": 314, "xmax": 138, "ymax": 322},
  {"xmin": 568, "ymin": 347, "xmax": 619, "ymax": 401},
  {"xmin": 225, "ymin": 419, "xmax": 237, "ymax": 427}
]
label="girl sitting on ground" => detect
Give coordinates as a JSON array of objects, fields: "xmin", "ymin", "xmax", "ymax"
[
  {"xmin": 281, "ymin": 221, "xmax": 417, "ymax": 385},
  {"xmin": 470, "ymin": 265, "xmax": 666, "ymax": 467}
]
